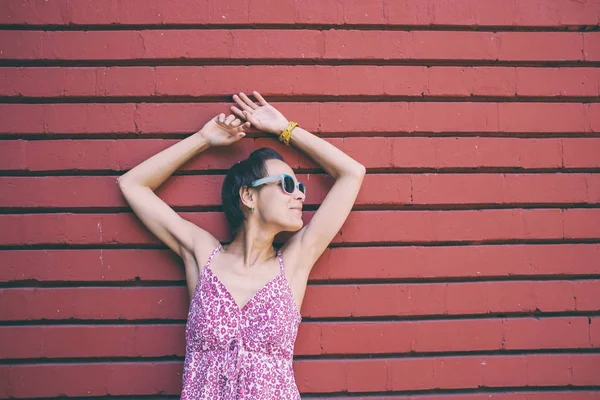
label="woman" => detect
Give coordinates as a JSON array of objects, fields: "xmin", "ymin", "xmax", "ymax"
[{"xmin": 118, "ymin": 91, "xmax": 365, "ymax": 399}]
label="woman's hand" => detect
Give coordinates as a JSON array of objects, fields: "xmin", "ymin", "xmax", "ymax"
[
  {"xmin": 198, "ymin": 113, "xmax": 251, "ymax": 147},
  {"xmin": 231, "ymin": 91, "xmax": 289, "ymax": 135}
]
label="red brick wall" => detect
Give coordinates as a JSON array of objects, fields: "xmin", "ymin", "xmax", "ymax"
[{"xmin": 1, "ymin": 0, "xmax": 600, "ymax": 398}]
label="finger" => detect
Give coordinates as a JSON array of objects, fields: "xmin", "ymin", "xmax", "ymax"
[
  {"xmin": 242, "ymin": 110, "xmax": 258, "ymax": 126},
  {"xmin": 253, "ymin": 91, "xmax": 268, "ymax": 106},
  {"xmin": 233, "ymin": 94, "xmax": 254, "ymax": 112},
  {"xmin": 225, "ymin": 114, "xmax": 236, "ymax": 125},
  {"xmin": 229, "ymin": 131, "xmax": 246, "ymax": 143},
  {"xmin": 230, "ymin": 118, "xmax": 242, "ymax": 127},
  {"xmin": 218, "ymin": 113, "xmax": 226, "ymax": 123},
  {"xmin": 230, "ymin": 106, "xmax": 246, "ymax": 119},
  {"xmin": 239, "ymin": 92, "xmax": 259, "ymax": 110},
  {"xmin": 236, "ymin": 122, "xmax": 252, "ymax": 132}
]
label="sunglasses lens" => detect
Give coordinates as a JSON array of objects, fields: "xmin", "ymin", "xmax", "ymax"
[
  {"xmin": 283, "ymin": 175, "xmax": 295, "ymax": 193},
  {"xmin": 299, "ymin": 183, "xmax": 306, "ymax": 194}
]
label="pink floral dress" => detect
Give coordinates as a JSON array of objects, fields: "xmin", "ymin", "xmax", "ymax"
[{"xmin": 181, "ymin": 244, "xmax": 302, "ymax": 399}]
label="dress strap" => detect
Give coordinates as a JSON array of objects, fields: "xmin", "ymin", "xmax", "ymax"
[
  {"xmin": 203, "ymin": 243, "xmax": 222, "ymax": 270},
  {"xmin": 277, "ymin": 249, "xmax": 285, "ymax": 274}
]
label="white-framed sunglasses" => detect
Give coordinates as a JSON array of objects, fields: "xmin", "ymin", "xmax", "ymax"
[{"xmin": 249, "ymin": 173, "xmax": 306, "ymax": 196}]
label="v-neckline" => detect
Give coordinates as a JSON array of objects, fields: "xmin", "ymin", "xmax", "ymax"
[{"xmin": 206, "ymin": 248, "xmax": 282, "ymax": 312}]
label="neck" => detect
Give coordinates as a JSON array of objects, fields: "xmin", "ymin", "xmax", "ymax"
[{"xmin": 226, "ymin": 221, "xmax": 278, "ymax": 268}]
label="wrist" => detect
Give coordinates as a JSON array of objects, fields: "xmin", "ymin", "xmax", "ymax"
[
  {"xmin": 193, "ymin": 129, "xmax": 212, "ymax": 150},
  {"xmin": 272, "ymin": 120, "xmax": 289, "ymax": 135}
]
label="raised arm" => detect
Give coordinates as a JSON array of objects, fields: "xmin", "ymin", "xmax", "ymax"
[
  {"xmin": 231, "ymin": 92, "xmax": 365, "ymax": 274},
  {"xmin": 117, "ymin": 114, "xmax": 250, "ymax": 260}
]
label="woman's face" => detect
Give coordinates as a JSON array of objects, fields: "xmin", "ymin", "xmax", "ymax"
[{"xmin": 253, "ymin": 159, "xmax": 306, "ymax": 233}]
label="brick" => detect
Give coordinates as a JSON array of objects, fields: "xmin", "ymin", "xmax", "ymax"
[
  {"xmin": 390, "ymin": 137, "xmax": 562, "ymax": 169},
  {"xmin": 586, "ymin": 104, "xmax": 600, "ymax": 132},
  {"xmin": 427, "ymin": 67, "xmax": 516, "ymax": 97},
  {"xmin": 480, "ymin": 356, "xmax": 528, "ymax": 387},
  {"xmin": 584, "ymin": 33, "xmax": 600, "ymax": 61},
  {"xmin": 572, "ymin": 281, "xmax": 600, "ymax": 311},
  {"xmin": 119, "ymin": 0, "xmax": 180, "ymax": 24},
  {"xmin": 564, "ymin": 209, "xmax": 600, "ymax": 239},
  {"xmin": 389, "ymin": 358, "xmax": 434, "ymax": 390},
  {"xmin": 503, "ymin": 317, "xmax": 591, "ymax": 350},
  {"xmin": 292, "ymin": 360, "xmax": 346, "ymax": 393},
  {"xmin": 346, "ymin": 358, "xmax": 389, "ymax": 391},
  {"xmin": 0, "ymin": 31, "xmax": 43, "ymax": 59},
  {"xmin": 0, "ymin": 67, "xmax": 102, "ymax": 97},
  {"xmin": 433, "ymin": 357, "xmax": 484, "ymax": 388},
  {"xmin": 337, "ymin": 66, "xmax": 385, "ymax": 95},
  {"xmin": 427, "ymin": 0, "xmax": 514, "ymax": 26},
  {"xmin": 410, "ymin": 31, "xmax": 498, "ymax": 60},
  {"xmin": 44, "ymin": 31, "xmax": 146, "ymax": 60},
  {"xmin": 514, "ymin": 0, "xmax": 600, "ymax": 27},
  {"xmin": 105, "ymin": 67, "xmax": 156, "ymax": 97},
  {"xmin": 498, "ymin": 103, "xmax": 586, "ymax": 133},
  {"xmin": 571, "ymin": 354, "xmax": 600, "ymax": 385},
  {"xmin": 410, "ymin": 102, "xmax": 498, "ymax": 132},
  {"xmin": 345, "ymin": 209, "xmax": 564, "ymax": 243},
  {"xmin": 592, "ymin": 317, "xmax": 600, "ymax": 348},
  {"xmin": 497, "ymin": 32, "xmax": 584, "ymax": 61},
  {"xmin": 45, "ymin": 104, "xmax": 137, "ymax": 134},
  {"xmin": 341, "ymin": 0, "xmax": 385, "ymax": 24},
  {"xmin": 3, "ymin": 363, "xmax": 182, "ymax": 397},
  {"xmin": 411, "ymin": 173, "xmax": 593, "ymax": 205},
  {"xmin": 324, "ymin": 30, "xmax": 411, "ymax": 59},
  {"xmin": 526, "ymin": 354, "xmax": 573, "ymax": 386},
  {"xmin": 563, "ymin": 138, "xmax": 600, "ymax": 168},
  {"xmin": 0, "ymin": 325, "xmax": 184, "ymax": 359},
  {"xmin": 516, "ymin": 68, "xmax": 600, "ymax": 97},
  {"xmin": 0, "ymin": 104, "xmax": 45, "ymax": 134},
  {"xmin": 0, "ymin": 140, "xmax": 26, "ymax": 170},
  {"xmin": 383, "ymin": 0, "xmax": 431, "ymax": 25},
  {"xmin": 208, "ymin": 0, "xmax": 249, "ymax": 23}
]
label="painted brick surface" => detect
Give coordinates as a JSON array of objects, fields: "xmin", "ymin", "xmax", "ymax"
[{"xmin": 0, "ymin": 0, "xmax": 599, "ymax": 398}]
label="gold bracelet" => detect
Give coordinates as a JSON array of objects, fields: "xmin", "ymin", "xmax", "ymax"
[{"xmin": 278, "ymin": 121, "xmax": 298, "ymax": 146}]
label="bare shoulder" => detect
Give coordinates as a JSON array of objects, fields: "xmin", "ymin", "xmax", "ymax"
[{"xmin": 192, "ymin": 234, "xmax": 221, "ymax": 272}]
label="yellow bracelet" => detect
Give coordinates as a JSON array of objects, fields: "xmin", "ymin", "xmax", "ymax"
[{"xmin": 278, "ymin": 121, "xmax": 298, "ymax": 146}]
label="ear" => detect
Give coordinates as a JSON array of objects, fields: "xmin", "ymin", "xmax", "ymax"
[{"xmin": 239, "ymin": 185, "xmax": 255, "ymax": 211}]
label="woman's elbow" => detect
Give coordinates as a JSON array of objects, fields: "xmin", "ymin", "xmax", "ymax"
[{"xmin": 349, "ymin": 163, "xmax": 366, "ymax": 178}]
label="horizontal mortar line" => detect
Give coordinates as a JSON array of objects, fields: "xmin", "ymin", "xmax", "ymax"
[
  {"xmin": 2, "ymin": 274, "xmax": 600, "ymax": 289},
  {"xmin": 6, "ymin": 168, "xmax": 600, "ymax": 176},
  {"xmin": 1, "ymin": 312, "xmax": 598, "ymax": 327},
  {"xmin": 0, "ymin": 204, "xmax": 594, "ymax": 215},
  {"xmin": 2, "ymin": 349, "xmax": 600, "ymax": 366},
  {"xmin": 1, "ymin": 95, "xmax": 599, "ymax": 104},
  {"xmin": 3, "ymin": 168, "xmax": 600, "ymax": 177},
  {"xmin": 2, "ymin": 132, "xmax": 600, "ymax": 140},
  {"xmin": 1, "ymin": 23, "xmax": 599, "ymax": 32},
  {"xmin": 1, "ymin": 203, "xmax": 600, "ymax": 214},
  {"xmin": 2, "ymin": 59, "xmax": 600, "ymax": 68},
  {"xmin": 2, "ymin": 388, "xmax": 600, "ymax": 400},
  {"xmin": 2, "ymin": 239, "xmax": 600, "ymax": 251},
  {"xmin": 300, "ymin": 387, "xmax": 600, "ymax": 398}
]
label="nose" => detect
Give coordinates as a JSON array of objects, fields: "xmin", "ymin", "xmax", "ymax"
[{"xmin": 294, "ymin": 187, "xmax": 305, "ymax": 201}]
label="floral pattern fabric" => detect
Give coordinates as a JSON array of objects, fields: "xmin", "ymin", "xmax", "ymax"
[{"xmin": 181, "ymin": 244, "xmax": 302, "ymax": 399}]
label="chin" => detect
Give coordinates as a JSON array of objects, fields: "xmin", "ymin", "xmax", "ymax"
[{"xmin": 282, "ymin": 217, "xmax": 303, "ymax": 232}]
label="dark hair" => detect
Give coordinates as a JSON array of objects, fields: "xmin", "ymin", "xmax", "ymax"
[{"xmin": 221, "ymin": 147, "xmax": 285, "ymax": 236}]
